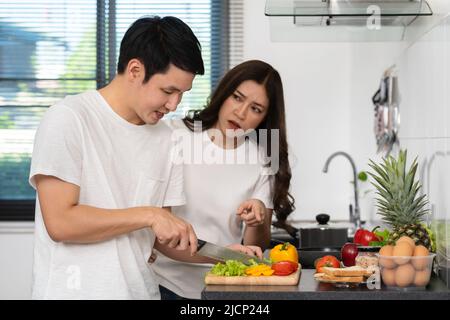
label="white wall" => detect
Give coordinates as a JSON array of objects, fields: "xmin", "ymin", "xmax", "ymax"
[
  {"xmin": 243, "ymin": 0, "xmax": 404, "ymax": 222},
  {"xmin": 243, "ymin": 0, "xmax": 450, "ymax": 224},
  {"xmin": 0, "ymin": 222, "xmax": 34, "ymax": 299}
]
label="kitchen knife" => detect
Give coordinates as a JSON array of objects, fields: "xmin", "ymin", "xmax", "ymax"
[{"xmin": 197, "ymin": 239, "xmax": 266, "ymax": 265}]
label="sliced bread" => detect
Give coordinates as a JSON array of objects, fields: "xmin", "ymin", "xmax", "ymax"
[
  {"xmin": 318, "ymin": 274, "xmax": 364, "ymax": 283},
  {"xmin": 322, "ymin": 266, "xmax": 373, "ymax": 277}
]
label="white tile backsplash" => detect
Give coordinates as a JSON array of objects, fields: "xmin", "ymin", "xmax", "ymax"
[
  {"xmin": 446, "ymin": 16, "xmax": 450, "ymax": 139},
  {"xmin": 396, "ymin": 14, "xmax": 450, "ymax": 284},
  {"xmin": 398, "ymin": 22, "xmax": 448, "ymax": 139}
]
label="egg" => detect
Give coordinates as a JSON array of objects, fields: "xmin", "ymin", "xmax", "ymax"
[
  {"xmin": 393, "ymin": 242, "xmax": 413, "ymax": 265},
  {"xmin": 379, "ymin": 245, "xmax": 394, "ymax": 256},
  {"xmin": 396, "ymin": 236, "xmax": 416, "ymax": 249},
  {"xmin": 414, "ymin": 269, "xmax": 431, "ymax": 287},
  {"xmin": 412, "ymin": 245, "xmax": 430, "ymax": 270},
  {"xmin": 381, "ymin": 268, "xmax": 396, "ymax": 286},
  {"xmin": 379, "ymin": 245, "xmax": 396, "ymax": 269},
  {"xmin": 395, "ymin": 263, "xmax": 415, "ymax": 287}
]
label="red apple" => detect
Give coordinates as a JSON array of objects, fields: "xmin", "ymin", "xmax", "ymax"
[{"xmin": 341, "ymin": 243, "xmax": 358, "ymax": 267}]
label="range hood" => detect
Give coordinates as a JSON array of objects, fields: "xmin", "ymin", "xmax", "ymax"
[{"xmin": 265, "ymin": 0, "xmax": 433, "ymax": 42}]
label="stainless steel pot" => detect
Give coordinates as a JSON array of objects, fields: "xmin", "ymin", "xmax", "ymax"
[{"xmin": 297, "ymin": 214, "xmax": 348, "ymax": 249}]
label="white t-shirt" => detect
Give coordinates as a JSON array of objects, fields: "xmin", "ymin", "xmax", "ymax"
[
  {"xmin": 152, "ymin": 119, "xmax": 274, "ymax": 299},
  {"xmin": 29, "ymin": 90, "xmax": 185, "ymax": 300}
]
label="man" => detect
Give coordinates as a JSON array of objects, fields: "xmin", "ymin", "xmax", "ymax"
[{"xmin": 29, "ymin": 16, "xmax": 207, "ymax": 299}]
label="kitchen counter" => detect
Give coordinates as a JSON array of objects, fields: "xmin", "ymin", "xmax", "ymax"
[{"xmin": 201, "ymin": 269, "xmax": 450, "ymax": 300}]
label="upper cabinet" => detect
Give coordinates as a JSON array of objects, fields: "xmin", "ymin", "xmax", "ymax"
[{"xmin": 265, "ymin": 0, "xmax": 433, "ymax": 42}]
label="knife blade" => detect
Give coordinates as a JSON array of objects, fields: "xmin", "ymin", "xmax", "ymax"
[{"xmin": 197, "ymin": 239, "xmax": 266, "ymax": 265}]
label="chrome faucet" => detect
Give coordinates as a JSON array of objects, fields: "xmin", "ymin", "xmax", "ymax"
[{"xmin": 322, "ymin": 151, "xmax": 362, "ymax": 233}]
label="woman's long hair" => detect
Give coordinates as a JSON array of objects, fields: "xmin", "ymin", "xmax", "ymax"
[{"xmin": 183, "ymin": 60, "xmax": 295, "ymax": 222}]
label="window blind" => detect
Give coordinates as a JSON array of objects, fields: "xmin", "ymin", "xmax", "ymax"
[
  {"xmin": 0, "ymin": 0, "xmax": 243, "ymax": 220},
  {"xmin": 0, "ymin": 0, "xmax": 97, "ymax": 204},
  {"xmin": 113, "ymin": 0, "xmax": 214, "ymax": 119},
  {"xmin": 229, "ymin": 0, "xmax": 244, "ymax": 69}
]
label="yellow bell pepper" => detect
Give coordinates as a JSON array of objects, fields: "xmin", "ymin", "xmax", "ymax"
[
  {"xmin": 245, "ymin": 264, "xmax": 274, "ymax": 276},
  {"xmin": 269, "ymin": 242, "xmax": 298, "ymax": 263}
]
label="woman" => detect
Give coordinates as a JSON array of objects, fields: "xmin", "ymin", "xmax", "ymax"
[{"xmin": 153, "ymin": 60, "xmax": 295, "ymax": 299}]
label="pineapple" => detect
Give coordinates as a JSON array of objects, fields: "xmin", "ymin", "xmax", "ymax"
[{"xmin": 368, "ymin": 149, "xmax": 433, "ymax": 251}]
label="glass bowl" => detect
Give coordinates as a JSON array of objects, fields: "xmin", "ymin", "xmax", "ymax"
[{"xmin": 376, "ymin": 253, "xmax": 436, "ymax": 290}]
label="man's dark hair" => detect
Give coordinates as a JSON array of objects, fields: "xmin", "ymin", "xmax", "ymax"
[{"xmin": 117, "ymin": 16, "xmax": 204, "ymax": 83}]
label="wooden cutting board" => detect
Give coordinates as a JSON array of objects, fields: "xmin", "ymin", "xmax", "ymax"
[{"xmin": 204, "ymin": 264, "xmax": 301, "ymax": 286}]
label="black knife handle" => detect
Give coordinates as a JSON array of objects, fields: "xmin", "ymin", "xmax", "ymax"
[{"xmin": 197, "ymin": 239, "xmax": 207, "ymax": 250}]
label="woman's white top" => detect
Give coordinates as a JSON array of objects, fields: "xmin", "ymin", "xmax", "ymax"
[{"xmin": 152, "ymin": 119, "xmax": 274, "ymax": 299}]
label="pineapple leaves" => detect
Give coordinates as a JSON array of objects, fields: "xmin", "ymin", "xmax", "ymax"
[{"xmin": 368, "ymin": 149, "xmax": 430, "ymax": 229}]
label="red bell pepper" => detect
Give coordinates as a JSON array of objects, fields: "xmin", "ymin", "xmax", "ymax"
[{"xmin": 353, "ymin": 227, "xmax": 381, "ymax": 246}]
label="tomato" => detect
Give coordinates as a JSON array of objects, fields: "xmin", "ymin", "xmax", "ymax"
[
  {"xmin": 315, "ymin": 255, "xmax": 340, "ymax": 273},
  {"xmin": 271, "ymin": 261, "xmax": 298, "ymax": 276}
]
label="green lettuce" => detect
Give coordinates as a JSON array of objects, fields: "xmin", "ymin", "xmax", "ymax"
[{"xmin": 210, "ymin": 260, "xmax": 248, "ymax": 276}]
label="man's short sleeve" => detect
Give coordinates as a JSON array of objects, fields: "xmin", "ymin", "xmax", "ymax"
[
  {"xmin": 29, "ymin": 105, "xmax": 83, "ymax": 189},
  {"xmin": 161, "ymin": 146, "xmax": 186, "ymax": 207}
]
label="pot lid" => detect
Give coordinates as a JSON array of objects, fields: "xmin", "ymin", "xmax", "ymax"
[{"xmin": 300, "ymin": 213, "xmax": 348, "ymax": 230}]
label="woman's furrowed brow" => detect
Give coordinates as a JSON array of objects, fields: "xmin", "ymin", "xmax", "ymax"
[
  {"xmin": 236, "ymin": 89, "xmax": 265, "ymax": 108},
  {"xmin": 235, "ymin": 89, "xmax": 246, "ymax": 98}
]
